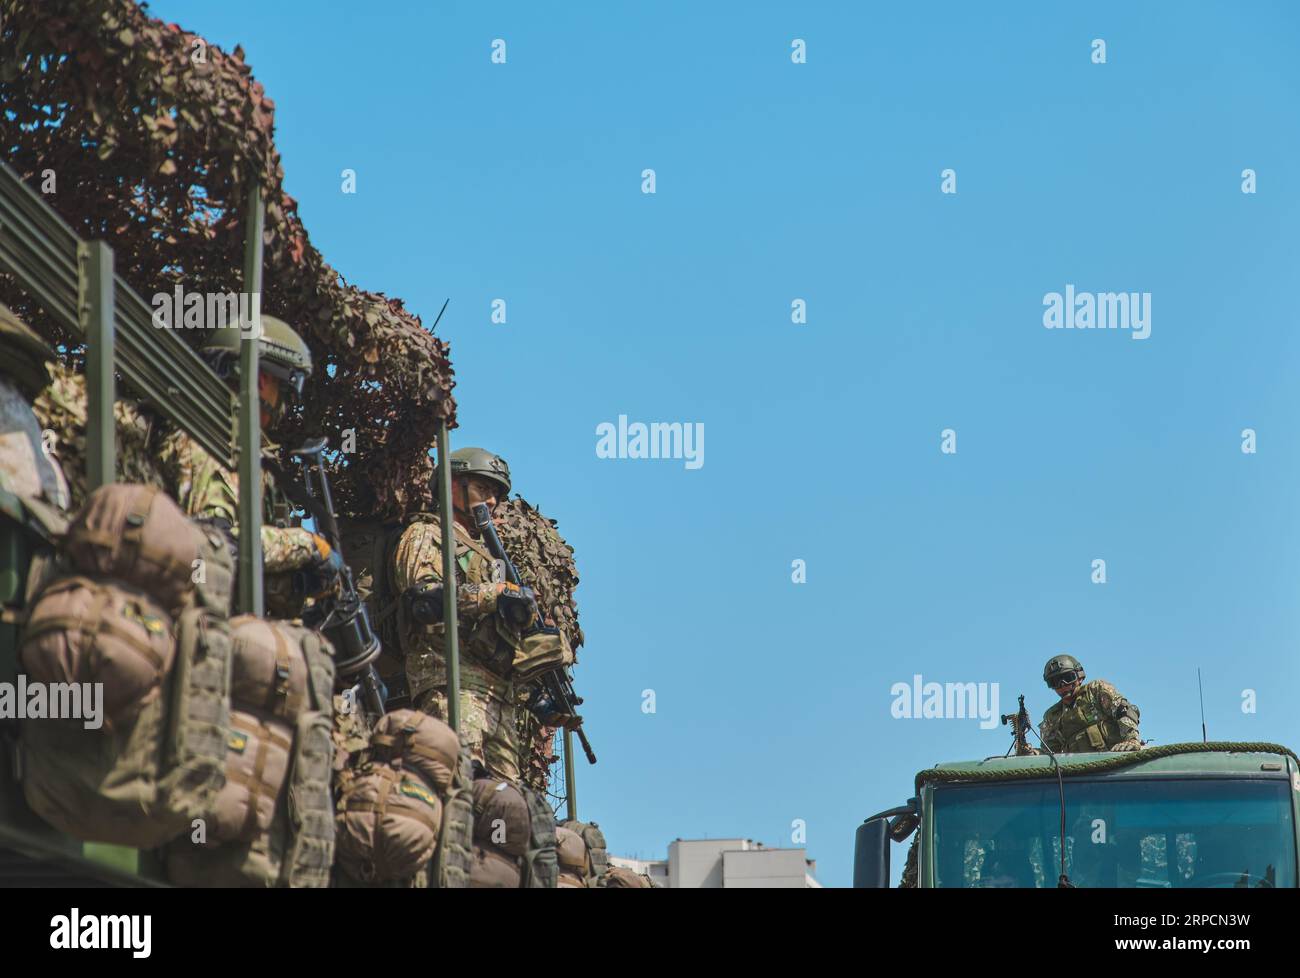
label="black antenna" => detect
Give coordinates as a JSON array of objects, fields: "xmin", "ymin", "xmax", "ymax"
[
  {"xmin": 430, "ymin": 297, "xmax": 450, "ymax": 332},
  {"xmin": 1198, "ymin": 668, "xmax": 1207, "ymax": 743}
]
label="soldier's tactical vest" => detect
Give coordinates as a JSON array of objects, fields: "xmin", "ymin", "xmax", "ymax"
[
  {"xmin": 337, "ymin": 514, "xmax": 518, "ymax": 689},
  {"xmin": 166, "ymin": 616, "xmax": 336, "ymax": 887},
  {"xmin": 1050, "ymin": 684, "xmax": 1126, "ymax": 752},
  {"xmin": 561, "ymin": 819, "xmax": 609, "ymax": 886},
  {"xmin": 18, "ymin": 487, "xmax": 235, "ymax": 848}
]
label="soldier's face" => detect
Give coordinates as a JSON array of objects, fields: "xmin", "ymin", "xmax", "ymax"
[
  {"xmin": 453, "ymin": 476, "xmax": 502, "ymax": 529},
  {"xmin": 1052, "ymin": 676, "xmax": 1081, "ymax": 701},
  {"xmin": 258, "ymin": 370, "xmax": 281, "ymax": 427},
  {"xmin": 466, "ymin": 476, "xmax": 501, "ymax": 511}
]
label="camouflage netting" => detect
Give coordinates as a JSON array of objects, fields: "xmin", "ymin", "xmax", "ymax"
[
  {"xmin": 494, "ymin": 497, "xmax": 584, "ymax": 653},
  {"xmin": 0, "ymin": 0, "xmax": 455, "ymax": 518},
  {"xmin": 495, "ymin": 496, "xmax": 583, "ymax": 797},
  {"xmin": 518, "ymin": 720, "xmax": 559, "ymax": 796}
]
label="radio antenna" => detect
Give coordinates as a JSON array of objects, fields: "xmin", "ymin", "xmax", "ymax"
[
  {"xmin": 1197, "ymin": 668, "xmax": 1207, "ymax": 743},
  {"xmin": 430, "ymin": 297, "xmax": 450, "ymax": 332}
]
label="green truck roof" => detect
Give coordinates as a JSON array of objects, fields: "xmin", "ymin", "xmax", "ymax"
[{"xmin": 927, "ymin": 743, "xmax": 1296, "ymax": 782}]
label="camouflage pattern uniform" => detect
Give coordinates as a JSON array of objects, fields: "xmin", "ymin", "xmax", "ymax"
[
  {"xmin": 29, "ymin": 362, "xmax": 163, "ymax": 511},
  {"xmin": 392, "ymin": 515, "xmax": 524, "ymax": 781},
  {"xmin": 1039, "ymin": 679, "xmax": 1141, "ymax": 753},
  {"xmin": 155, "ymin": 428, "xmax": 320, "ymax": 573}
]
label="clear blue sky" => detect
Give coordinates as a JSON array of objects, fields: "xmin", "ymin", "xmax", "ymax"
[{"xmin": 149, "ymin": 1, "xmax": 1300, "ymax": 886}]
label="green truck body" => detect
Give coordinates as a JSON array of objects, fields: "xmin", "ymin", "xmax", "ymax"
[{"xmin": 855, "ymin": 744, "xmax": 1300, "ymax": 888}]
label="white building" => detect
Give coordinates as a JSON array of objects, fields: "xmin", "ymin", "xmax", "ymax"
[{"xmin": 610, "ymin": 838, "xmax": 820, "ymax": 888}]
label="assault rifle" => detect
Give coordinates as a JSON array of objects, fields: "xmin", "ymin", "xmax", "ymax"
[
  {"xmin": 471, "ymin": 502, "xmax": 597, "ymax": 765},
  {"xmin": 285, "ymin": 437, "xmax": 386, "ymax": 721},
  {"xmin": 1000, "ymin": 694, "xmax": 1037, "ymax": 757}
]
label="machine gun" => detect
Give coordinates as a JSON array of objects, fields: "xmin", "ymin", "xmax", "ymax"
[
  {"xmin": 1000, "ymin": 693, "xmax": 1037, "ymax": 757},
  {"xmin": 285, "ymin": 437, "xmax": 386, "ymax": 721},
  {"xmin": 471, "ymin": 502, "xmax": 597, "ymax": 765}
]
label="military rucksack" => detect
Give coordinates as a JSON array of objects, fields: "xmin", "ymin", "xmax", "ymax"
[
  {"xmin": 333, "ymin": 709, "xmax": 459, "ymax": 886},
  {"xmin": 65, "ymin": 483, "xmax": 219, "ymax": 615},
  {"xmin": 464, "ymin": 775, "xmax": 557, "ymax": 889},
  {"xmin": 20, "ymin": 592, "xmax": 233, "ymax": 849},
  {"xmin": 561, "ymin": 819, "xmax": 609, "ymax": 885},
  {"xmin": 519, "ymin": 784, "xmax": 557, "ymax": 888},
  {"xmin": 428, "ymin": 747, "xmax": 474, "ymax": 889},
  {"xmin": 20, "ymin": 575, "xmax": 176, "ymax": 732},
  {"xmin": 600, "ymin": 865, "xmax": 655, "ymax": 888},
  {"xmin": 166, "ymin": 616, "xmax": 336, "ymax": 887},
  {"xmin": 555, "ymin": 826, "xmax": 587, "ymax": 888}
]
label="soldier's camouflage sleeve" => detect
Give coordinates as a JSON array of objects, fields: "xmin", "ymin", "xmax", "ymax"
[
  {"xmin": 158, "ymin": 429, "xmax": 317, "ymax": 573},
  {"xmin": 392, "ymin": 520, "xmax": 499, "ymax": 621},
  {"xmin": 261, "ymin": 525, "xmax": 320, "ymax": 574},
  {"xmin": 156, "ymin": 428, "xmax": 238, "ymax": 526},
  {"xmin": 1093, "ymin": 679, "xmax": 1141, "ymax": 742},
  {"xmin": 1038, "ymin": 708, "xmax": 1064, "ymax": 753}
]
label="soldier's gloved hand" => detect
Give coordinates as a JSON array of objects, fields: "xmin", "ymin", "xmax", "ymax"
[
  {"xmin": 1111, "ymin": 739, "xmax": 1143, "ymax": 752},
  {"xmin": 404, "ymin": 581, "xmax": 445, "ymax": 626},
  {"xmin": 495, "ymin": 581, "xmax": 539, "ymax": 629}
]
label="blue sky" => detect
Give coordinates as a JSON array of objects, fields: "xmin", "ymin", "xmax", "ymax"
[{"xmin": 148, "ymin": 1, "xmax": 1300, "ymax": 886}]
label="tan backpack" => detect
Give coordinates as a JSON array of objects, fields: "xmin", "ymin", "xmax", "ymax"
[
  {"xmin": 556, "ymin": 825, "xmax": 587, "ymax": 888},
  {"xmin": 166, "ymin": 616, "xmax": 336, "ymax": 887},
  {"xmin": 17, "ymin": 484, "xmax": 235, "ymax": 849},
  {"xmin": 428, "ymin": 747, "xmax": 475, "ymax": 888},
  {"xmin": 64, "ymin": 484, "xmax": 210, "ymax": 613},
  {"xmin": 468, "ymin": 776, "xmax": 557, "ymax": 888},
  {"xmin": 561, "ymin": 819, "xmax": 609, "ymax": 885},
  {"xmin": 333, "ymin": 709, "xmax": 458, "ymax": 886},
  {"xmin": 520, "ymin": 783, "xmax": 558, "ymax": 888},
  {"xmin": 20, "ymin": 575, "xmax": 174, "ymax": 731},
  {"xmin": 20, "ymin": 603, "xmax": 232, "ymax": 848},
  {"xmin": 600, "ymin": 865, "xmax": 654, "ymax": 889}
]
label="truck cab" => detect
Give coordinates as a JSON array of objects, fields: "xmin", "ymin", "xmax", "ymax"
[{"xmin": 855, "ymin": 745, "xmax": 1300, "ymax": 888}]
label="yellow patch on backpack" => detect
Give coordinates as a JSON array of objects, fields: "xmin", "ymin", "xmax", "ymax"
[
  {"xmin": 399, "ymin": 779, "xmax": 438, "ymax": 809},
  {"xmin": 125, "ymin": 603, "xmax": 167, "ymax": 635}
]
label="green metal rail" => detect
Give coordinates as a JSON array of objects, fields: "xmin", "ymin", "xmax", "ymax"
[{"xmin": 0, "ymin": 160, "xmax": 236, "ymax": 470}]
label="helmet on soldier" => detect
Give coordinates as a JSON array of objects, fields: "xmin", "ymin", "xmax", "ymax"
[
  {"xmin": 434, "ymin": 447, "xmax": 511, "ymax": 531},
  {"xmin": 0, "ymin": 302, "xmax": 56, "ymax": 400},
  {"xmin": 1043, "ymin": 654, "xmax": 1085, "ymax": 689},
  {"xmin": 441, "ymin": 447, "xmax": 512, "ymax": 497},
  {"xmin": 199, "ymin": 314, "xmax": 312, "ymax": 425}
]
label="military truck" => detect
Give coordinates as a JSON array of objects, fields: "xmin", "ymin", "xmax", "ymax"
[
  {"xmin": 854, "ymin": 743, "xmax": 1299, "ymax": 888},
  {"xmin": 0, "ymin": 95, "xmax": 468, "ymax": 884}
]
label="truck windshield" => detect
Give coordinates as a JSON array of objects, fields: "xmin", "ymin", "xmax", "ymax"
[{"xmin": 931, "ymin": 778, "xmax": 1296, "ymax": 888}]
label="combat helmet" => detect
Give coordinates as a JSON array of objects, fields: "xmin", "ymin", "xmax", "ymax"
[
  {"xmin": 1043, "ymin": 654, "xmax": 1085, "ymax": 688},
  {"xmin": 0, "ymin": 302, "xmax": 56, "ymax": 399},
  {"xmin": 441, "ymin": 447, "xmax": 511, "ymax": 497},
  {"xmin": 198, "ymin": 314, "xmax": 313, "ymax": 395}
]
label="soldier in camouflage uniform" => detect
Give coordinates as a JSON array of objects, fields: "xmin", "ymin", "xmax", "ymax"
[
  {"xmin": 0, "ymin": 303, "xmax": 69, "ymax": 509},
  {"xmin": 156, "ymin": 315, "xmax": 342, "ymax": 612},
  {"xmin": 390, "ymin": 447, "xmax": 531, "ymax": 782},
  {"xmin": 1038, "ymin": 654, "xmax": 1141, "ymax": 753}
]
